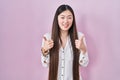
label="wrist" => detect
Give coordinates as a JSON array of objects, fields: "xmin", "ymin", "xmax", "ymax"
[
  {"xmin": 78, "ymin": 46, "xmax": 86, "ymax": 53},
  {"xmin": 41, "ymin": 47, "xmax": 49, "ymax": 56},
  {"xmin": 80, "ymin": 49, "xmax": 86, "ymax": 54}
]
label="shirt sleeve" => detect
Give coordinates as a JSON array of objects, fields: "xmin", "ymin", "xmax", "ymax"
[
  {"xmin": 78, "ymin": 32, "xmax": 89, "ymax": 67},
  {"xmin": 41, "ymin": 53, "xmax": 50, "ymax": 67},
  {"xmin": 79, "ymin": 51, "xmax": 89, "ymax": 67},
  {"xmin": 41, "ymin": 33, "xmax": 50, "ymax": 68}
]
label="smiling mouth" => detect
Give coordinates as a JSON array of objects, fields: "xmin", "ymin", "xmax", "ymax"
[
  {"xmin": 63, "ymin": 24, "xmax": 69, "ymax": 28},
  {"xmin": 63, "ymin": 26, "xmax": 68, "ymax": 28}
]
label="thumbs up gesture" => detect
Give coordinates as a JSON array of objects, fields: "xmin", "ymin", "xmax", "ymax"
[
  {"xmin": 75, "ymin": 36, "xmax": 87, "ymax": 53},
  {"xmin": 43, "ymin": 36, "xmax": 54, "ymax": 52}
]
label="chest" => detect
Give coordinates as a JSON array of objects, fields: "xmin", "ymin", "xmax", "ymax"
[{"xmin": 61, "ymin": 37, "xmax": 67, "ymax": 49}]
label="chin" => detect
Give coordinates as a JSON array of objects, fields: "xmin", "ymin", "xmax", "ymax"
[{"xmin": 62, "ymin": 28, "xmax": 70, "ymax": 31}]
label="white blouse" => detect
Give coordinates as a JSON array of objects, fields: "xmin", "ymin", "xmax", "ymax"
[{"xmin": 41, "ymin": 32, "xmax": 89, "ymax": 80}]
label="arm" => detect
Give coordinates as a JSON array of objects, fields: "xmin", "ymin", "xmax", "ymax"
[
  {"xmin": 79, "ymin": 51, "xmax": 89, "ymax": 67},
  {"xmin": 41, "ymin": 33, "xmax": 51, "ymax": 67},
  {"xmin": 41, "ymin": 52, "xmax": 50, "ymax": 67},
  {"xmin": 78, "ymin": 33, "xmax": 89, "ymax": 67}
]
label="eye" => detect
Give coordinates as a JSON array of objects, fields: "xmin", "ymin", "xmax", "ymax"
[
  {"xmin": 61, "ymin": 17, "xmax": 65, "ymax": 19},
  {"xmin": 67, "ymin": 16, "xmax": 72, "ymax": 19}
]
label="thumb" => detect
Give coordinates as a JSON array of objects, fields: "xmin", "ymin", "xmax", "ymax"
[
  {"xmin": 79, "ymin": 36, "xmax": 84, "ymax": 41},
  {"xmin": 43, "ymin": 36, "xmax": 47, "ymax": 41}
]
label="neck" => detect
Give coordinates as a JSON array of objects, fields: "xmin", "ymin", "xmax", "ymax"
[{"xmin": 60, "ymin": 30, "xmax": 68, "ymax": 38}]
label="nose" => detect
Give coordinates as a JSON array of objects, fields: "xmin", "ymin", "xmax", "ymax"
[{"xmin": 64, "ymin": 18, "xmax": 68, "ymax": 23}]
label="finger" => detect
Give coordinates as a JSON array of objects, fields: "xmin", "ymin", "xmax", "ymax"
[
  {"xmin": 50, "ymin": 44, "xmax": 54, "ymax": 48},
  {"xmin": 75, "ymin": 45, "xmax": 79, "ymax": 49},
  {"xmin": 75, "ymin": 39, "xmax": 79, "ymax": 42},
  {"xmin": 79, "ymin": 36, "xmax": 84, "ymax": 41},
  {"xmin": 75, "ymin": 40, "xmax": 79, "ymax": 43},
  {"xmin": 43, "ymin": 36, "xmax": 47, "ymax": 41},
  {"xmin": 49, "ymin": 43, "xmax": 54, "ymax": 48},
  {"xmin": 48, "ymin": 40, "xmax": 53, "ymax": 43},
  {"xmin": 48, "ymin": 40, "xmax": 54, "ymax": 45},
  {"xmin": 48, "ymin": 41, "xmax": 54, "ymax": 45},
  {"xmin": 81, "ymin": 36, "xmax": 84, "ymax": 40},
  {"xmin": 75, "ymin": 39, "xmax": 81, "ymax": 43},
  {"xmin": 75, "ymin": 41, "xmax": 79, "ymax": 45}
]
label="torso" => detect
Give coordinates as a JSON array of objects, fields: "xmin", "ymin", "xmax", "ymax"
[{"xmin": 61, "ymin": 36, "xmax": 68, "ymax": 49}]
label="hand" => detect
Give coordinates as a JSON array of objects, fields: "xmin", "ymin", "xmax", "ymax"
[
  {"xmin": 75, "ymin": 36, "xmax": 86, "ymax": 53},
  {"xmin": 43, "ymin": 36, "xmax": 54, "ymax": 51}
]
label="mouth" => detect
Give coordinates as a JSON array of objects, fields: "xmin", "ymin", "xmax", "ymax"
[{"xmin": 63, "ymin": 24, "xmax": 69, "ymax": 28}]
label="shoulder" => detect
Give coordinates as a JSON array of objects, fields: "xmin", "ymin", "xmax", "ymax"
[{"xmin": 43, "ymin": 32, "xmax": 51, "ymax": 40}]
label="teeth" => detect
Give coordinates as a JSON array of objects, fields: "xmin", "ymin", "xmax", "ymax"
[{"xmin": 63, "ymin": 24, "xmax": 68, "ymax": 26}]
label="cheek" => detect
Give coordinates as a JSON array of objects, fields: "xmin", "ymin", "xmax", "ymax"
[
  {"xmin": 58, "ymin": 19, "xmax": 63, "ymax": 26},
  {"xmin": 69, "ymin": 20, "xmax": 73, "ymax": 25}
]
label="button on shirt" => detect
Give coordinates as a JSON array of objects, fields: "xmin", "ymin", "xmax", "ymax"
[{"xmin": 41, "ymin": 32, "xmax": 89, "ymax": 80}]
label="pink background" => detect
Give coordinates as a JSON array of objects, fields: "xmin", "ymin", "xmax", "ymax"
[{"xmin": 0, "ymin": 0, "xmax": 120, "ymax": 80}]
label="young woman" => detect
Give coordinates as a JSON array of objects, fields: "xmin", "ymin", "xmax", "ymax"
[{"xmin": 41, "ymin": 4, "xmax": 89, "ymax": 80}]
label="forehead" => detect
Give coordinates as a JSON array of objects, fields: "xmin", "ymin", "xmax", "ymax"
[{"xmin": 59, "ymin": 10, "xmax": 73, "ymax": 16}]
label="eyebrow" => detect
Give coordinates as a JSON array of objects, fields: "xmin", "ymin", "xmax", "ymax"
[{"xmin": 60, "ymin": 15, "xmax": 72, "ymax": 17}]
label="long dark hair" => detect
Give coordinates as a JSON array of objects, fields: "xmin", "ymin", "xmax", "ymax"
[{"xmin": 49, "ymin": 4, "xmax": 80, "ymax": 80}]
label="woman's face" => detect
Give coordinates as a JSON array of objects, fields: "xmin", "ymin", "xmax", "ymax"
[{"xmin": 58, "ymin": 10, "xmax": 73, "ymax": 32}]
